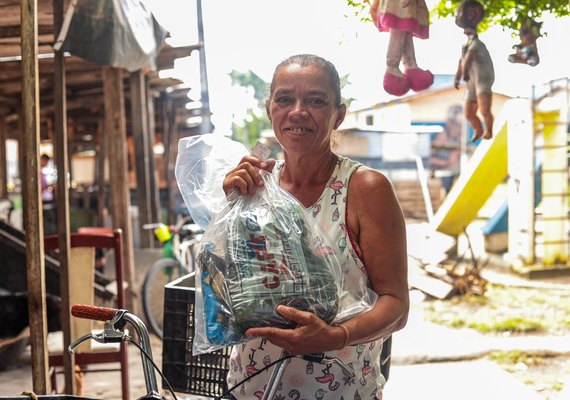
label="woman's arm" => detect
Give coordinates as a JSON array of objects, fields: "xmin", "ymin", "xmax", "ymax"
[{"xmin": 340, "ymin": 167, "xmax": 409, "ymax": 345}]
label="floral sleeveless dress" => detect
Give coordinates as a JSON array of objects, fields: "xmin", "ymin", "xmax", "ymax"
[{"xmin": 226, "ymin": 155, "xmax": 386, "ymax": 399}]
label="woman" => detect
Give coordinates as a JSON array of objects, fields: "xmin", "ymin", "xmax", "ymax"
[{"xmin": 223, "ymin": 54, "xmax": 409, "ymax": 399}]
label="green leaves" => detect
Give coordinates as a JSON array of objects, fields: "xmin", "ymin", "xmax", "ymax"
[
  {"xmin": 432, "ymin": 0, "xmax": 570, "ymax": 33},
  {"xmin": 345, "ymin": 0, "xmax": 570, "ymax": 33}
]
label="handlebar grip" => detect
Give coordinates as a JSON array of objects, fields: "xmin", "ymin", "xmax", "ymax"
[{"xmin": 71, "ymin": 304, "xmax": 118, "ymax": 321}]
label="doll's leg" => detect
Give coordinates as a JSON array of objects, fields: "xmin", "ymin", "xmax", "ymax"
[
  {"xmin": 402, "ymin": 32, "xmax": 417, "ymax": 69},
  {"xmin": 402, "ymin": 32, "xmax": 433, "ymax": 91},
  {"xmin": 386, "ymin": 29, "xmax": 406, "ymax": 77},
  {"xmin": 384, "ymin": 29, "xmax": 410, "ymax": 96},
  {"xmin": 464, "ymin": 99, "xmax": 484, "ymax": 142},
  {"xmin": 478, "ymin": 93, "xmax": 494, "ymax": 139}
]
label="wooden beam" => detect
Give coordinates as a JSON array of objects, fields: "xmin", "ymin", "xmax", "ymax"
[
  {"xmin": 21, "ymin": 0, "xmax": 49, "ymax": 393},
  {"xmin": 53, "ymin": 0, "xmax": 75, "ymax": 392},
  {"xmin": 0, "ymin": 24, "xmax": 53, "ymax": 37},
  {"xmin": 130, "ymin": 71, "xmax": 153, "ymax": 248},
  {"xmin": 103, "ymin": 66, "xmax": 137, "ymax": 313}
]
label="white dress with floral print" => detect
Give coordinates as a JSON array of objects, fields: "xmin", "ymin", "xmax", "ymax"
[{"xmin": 227, "ymin": 155, "xmax": 386, "ymax": 399}]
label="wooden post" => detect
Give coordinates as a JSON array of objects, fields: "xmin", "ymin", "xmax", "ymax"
[
  {"xmin": 18, "ymin": 109, "xmax": 27, "ymax": 229},
  {"xmin": 21, "ymin": 0, "xmax": 49, "ymax": 393},
  {"xmin": 53, "ymin": 0, "xmax": 75, "ymax": 392},
  {"xmin": 130, "ymin": 71, "xmax": 153, "ymax": 248},
  {"xmin": 95, "ymin": 117, "xmax": 107, "ymax": 227},
  {"xmin": 159, "ymin": 94, "xmax": 172, "ymax": 222},
  {"xmin": 103, "ymin": 67, "xmax": 137, "ymax": 313},
  {"xmin": 163, "ymin": 96, "xmax": 178, "ymax": 225},
  {"xmin": 146, "ymin": 76, "xmax": 161, "ymax": 225},
  {"xmin": 0, "ymin": 115, "xmax": 7, "ymax": 198}
]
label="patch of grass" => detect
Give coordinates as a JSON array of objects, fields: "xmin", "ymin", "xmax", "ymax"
[
  {"xmin": 418, "ymin": 283, "xmax": 570, "ymax": 335},
  {"xmin": 486, "ymin": 317, "xmax": 545, "ymax": 334},
  {"xmin": 489, "ymin": 350, "xmax": 543, "ymax": 366}
]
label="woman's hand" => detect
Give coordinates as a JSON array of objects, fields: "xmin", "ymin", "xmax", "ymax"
[
  {"xmin": 245, "ymin": 305, "xmax": 346, "ymax": 356},
  {"xmin": 222, "ymin": 156, "xmax": 276, "ymax": 195}
]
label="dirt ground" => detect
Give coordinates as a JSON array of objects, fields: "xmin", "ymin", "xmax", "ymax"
[{"xmin": 414, "ymin": 269, "xmax": 570, "ymax": 400}]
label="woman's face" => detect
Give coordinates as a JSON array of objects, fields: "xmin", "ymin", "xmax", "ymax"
[{"xmin": 266, "ymin": 63, "xmax": 345, "ymax": 157}]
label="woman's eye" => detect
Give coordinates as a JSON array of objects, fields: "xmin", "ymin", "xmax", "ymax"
[
  {"xmin": 308, "ymin": 98, "xmax": 326, "ymax": 106},
  {"xmin": 274, "ymin": 97, "xmax": 291, "ymax": 104}
]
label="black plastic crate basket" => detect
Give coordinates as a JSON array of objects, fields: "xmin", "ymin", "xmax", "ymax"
[{"xmin": 162, "ymin": 273, "xmax": 232, "ymax": 398}]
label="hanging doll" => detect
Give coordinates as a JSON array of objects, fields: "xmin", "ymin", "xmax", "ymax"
[
  {"xmin": 454, "ymin": 0, "xmax": 494, "ymax": 141},
  {"xmin": 369, "ymin": 0, "xmax": 434, "ymax": 96},
  {"xmin": 508, "ymin": 18, "xmax": 542, "ymax": 67}
]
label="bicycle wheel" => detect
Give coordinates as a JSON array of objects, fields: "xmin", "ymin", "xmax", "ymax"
[{"xmin": 142, "ymin": 258, "xmax": 186, "ymax": 339}]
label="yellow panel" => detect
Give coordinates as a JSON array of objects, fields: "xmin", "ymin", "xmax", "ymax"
[
  {"xmin": 432, "ymin": 122, "xmax": 508, "ymax": 236},
  {"xmin": 540, "ymin": 111, "xmax": 569, "ymax": 264}
]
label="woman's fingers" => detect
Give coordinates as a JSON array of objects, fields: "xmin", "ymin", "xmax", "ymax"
[
  {"xmin": 224, "ymin": 166, "xmax": 259, "ymax": 194},
  {"xmin": 223, "ymin": 156, "xmax": 275, "ymax": 195},
  {"xmin": 275, "ymin": 305, "xmax": 312, "ymax": 325}
]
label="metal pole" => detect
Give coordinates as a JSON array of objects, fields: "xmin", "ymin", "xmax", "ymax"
[
  {"xmin": 262, "ymin": 350, "xmax": 290, "ymax": 400},
  {"xmin": 196, "ymin": 0, "xmax": 214, "ymax": 134}
]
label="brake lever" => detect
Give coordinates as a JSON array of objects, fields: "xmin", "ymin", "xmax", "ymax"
[{"xmin": 68, "ymin": 309, "xmax": 128, "ymax": 353}]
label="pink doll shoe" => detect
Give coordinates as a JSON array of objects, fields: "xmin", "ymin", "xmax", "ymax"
[
  {"xmin": 404, "ymin": 67, "xmax": 434, "ymax": 92},
  {"xmin": 383, "ymin": 71, "xmax": 410, "ymax": 96}
]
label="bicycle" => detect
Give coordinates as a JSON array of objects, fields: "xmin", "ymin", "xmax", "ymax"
[
  {"xmin": 68, "ymin": 304, "xmax": 176, "ymax": 400},
  {"xmin": 141, "ymin": 216, "xmax": 203, "ymax": 340}
]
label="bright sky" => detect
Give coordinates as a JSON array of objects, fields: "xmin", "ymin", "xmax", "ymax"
[{"xmin": 147, "ymin": 0, "xmax": 570, "ymax": 135}]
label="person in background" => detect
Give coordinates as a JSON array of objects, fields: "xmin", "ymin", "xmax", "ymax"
[
  {"xmin": 222, "ymin": 54, "xmax": 409, "ymax": 399},
  {"xmin": 429, "ymin": 105, "xmax": 463, "ymax": 192},
  {"xmin": 40, "ymin": 153, "xmax": 55, "ymax": 203},
  {"xmin": 40, "ymin": 153, "xmax": 57, "ymax": 235}
]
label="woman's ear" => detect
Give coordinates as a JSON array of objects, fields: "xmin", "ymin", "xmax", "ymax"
[
  {"xmin": 265, "ymin": 100, "xmax": 272, "ymax": 123},
  {"xmin": 334, "ymin": 104, "xmax": 347, "ymax": 129}
]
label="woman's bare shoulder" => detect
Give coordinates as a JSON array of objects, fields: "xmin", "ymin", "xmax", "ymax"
[
  {"xmin": 349, "ymin": 166, "xmax": 402, "ymax": 215},
  {"xmin": 351, "ymin": 166, "xmax": 394, "ymax": 194}
]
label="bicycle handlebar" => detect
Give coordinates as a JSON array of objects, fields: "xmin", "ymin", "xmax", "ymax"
[
  {"xmin": 71, "ymin": 304, "xmax": 118, "ymax": 321},
  {"xmin": 70, "ymin": 304, "xmax": 161, "ymax": 398}
]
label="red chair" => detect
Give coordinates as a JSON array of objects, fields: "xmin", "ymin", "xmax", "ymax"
[{"xmin": 44, "ymin": 229, "xmax": 129, "ymax": 400}]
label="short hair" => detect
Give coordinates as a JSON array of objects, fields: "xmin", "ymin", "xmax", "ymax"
[
  {"xmin": 268, "ymin": 54, "xmax": 342, "ymax": 107},
  {"xmin": 41, "ymin": 154, "xmax": 50, "ymax": 161}
]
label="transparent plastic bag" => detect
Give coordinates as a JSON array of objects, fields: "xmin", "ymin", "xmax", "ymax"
[
  {"xmin": 192, "ymin": 170, "xmax": 342, "ymax": 354},
  {"xmin": 175, "ymin": 134, "xmax": 249, "ymax": 230}
]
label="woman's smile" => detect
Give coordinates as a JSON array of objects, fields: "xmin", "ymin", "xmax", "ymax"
[{"xmin": 283, "ymin": 126, "xmax": 313, "ymax": 134}]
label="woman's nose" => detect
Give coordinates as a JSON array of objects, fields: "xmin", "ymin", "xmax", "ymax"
[{"xmin": 290, "ymin": 101, "xmax": 308, "ymax": 117}]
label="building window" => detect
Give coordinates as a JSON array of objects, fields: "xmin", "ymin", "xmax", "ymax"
[{"xmin": 365, "ymin": 115, "xmax": 374, "ymax": 126}]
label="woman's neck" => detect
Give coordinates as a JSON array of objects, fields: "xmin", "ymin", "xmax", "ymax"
[{"xmin": 279, "ymin": 152, "xmax": 338, "ymax": 207}]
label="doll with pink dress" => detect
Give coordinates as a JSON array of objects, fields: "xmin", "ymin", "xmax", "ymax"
[{"xmin": 370, "ymin": 0, "xmax": 434, "ymax": 96}]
